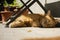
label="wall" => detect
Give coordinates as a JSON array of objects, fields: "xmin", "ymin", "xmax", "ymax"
[{"xmin": 45, "ymin": 0, "xmax": 60, "ymax": 17}]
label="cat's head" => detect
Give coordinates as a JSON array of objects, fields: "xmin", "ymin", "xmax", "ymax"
[{"xmin": 41, "ymin": 10, "xmax": 57, "ymax": 28}]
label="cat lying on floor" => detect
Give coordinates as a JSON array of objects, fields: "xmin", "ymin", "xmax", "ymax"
[{"xmin": 9, "ymin": 10, "xmax": 57, "ymax": 28}]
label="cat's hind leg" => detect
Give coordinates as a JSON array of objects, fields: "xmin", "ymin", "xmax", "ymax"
[{"xmin": 9, "ymin": 21, "xmax": 27, "ymax": 28}]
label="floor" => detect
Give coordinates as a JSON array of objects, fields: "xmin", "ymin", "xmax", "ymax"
[
  {"xmin": 0, "ymin": 22, "xmax": 60, "ymax": 40},
  {"xmin": 0, "ymin": 28, "xmax": 60, "ymax": 40},
  {"xmin": 0, "ymin": 23, "xmax": 5, "ymax": 28}
]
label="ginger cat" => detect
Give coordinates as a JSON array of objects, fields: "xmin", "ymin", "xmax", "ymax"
[{"xmin": 9, "ymin": 10, "xmax": 57, "ymax": 28}]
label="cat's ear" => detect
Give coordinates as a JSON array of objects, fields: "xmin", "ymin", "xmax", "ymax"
[
  {"xmin": 45, "ymin": 10, "xmax": 54, "ymax": 20},
  {"xmin": 46, "ymin": 10, "xmax": 51, "ymax": 16},
  {"xmin": 45, "ymin": 10, "xmax": 52, "ymax": 19}
]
